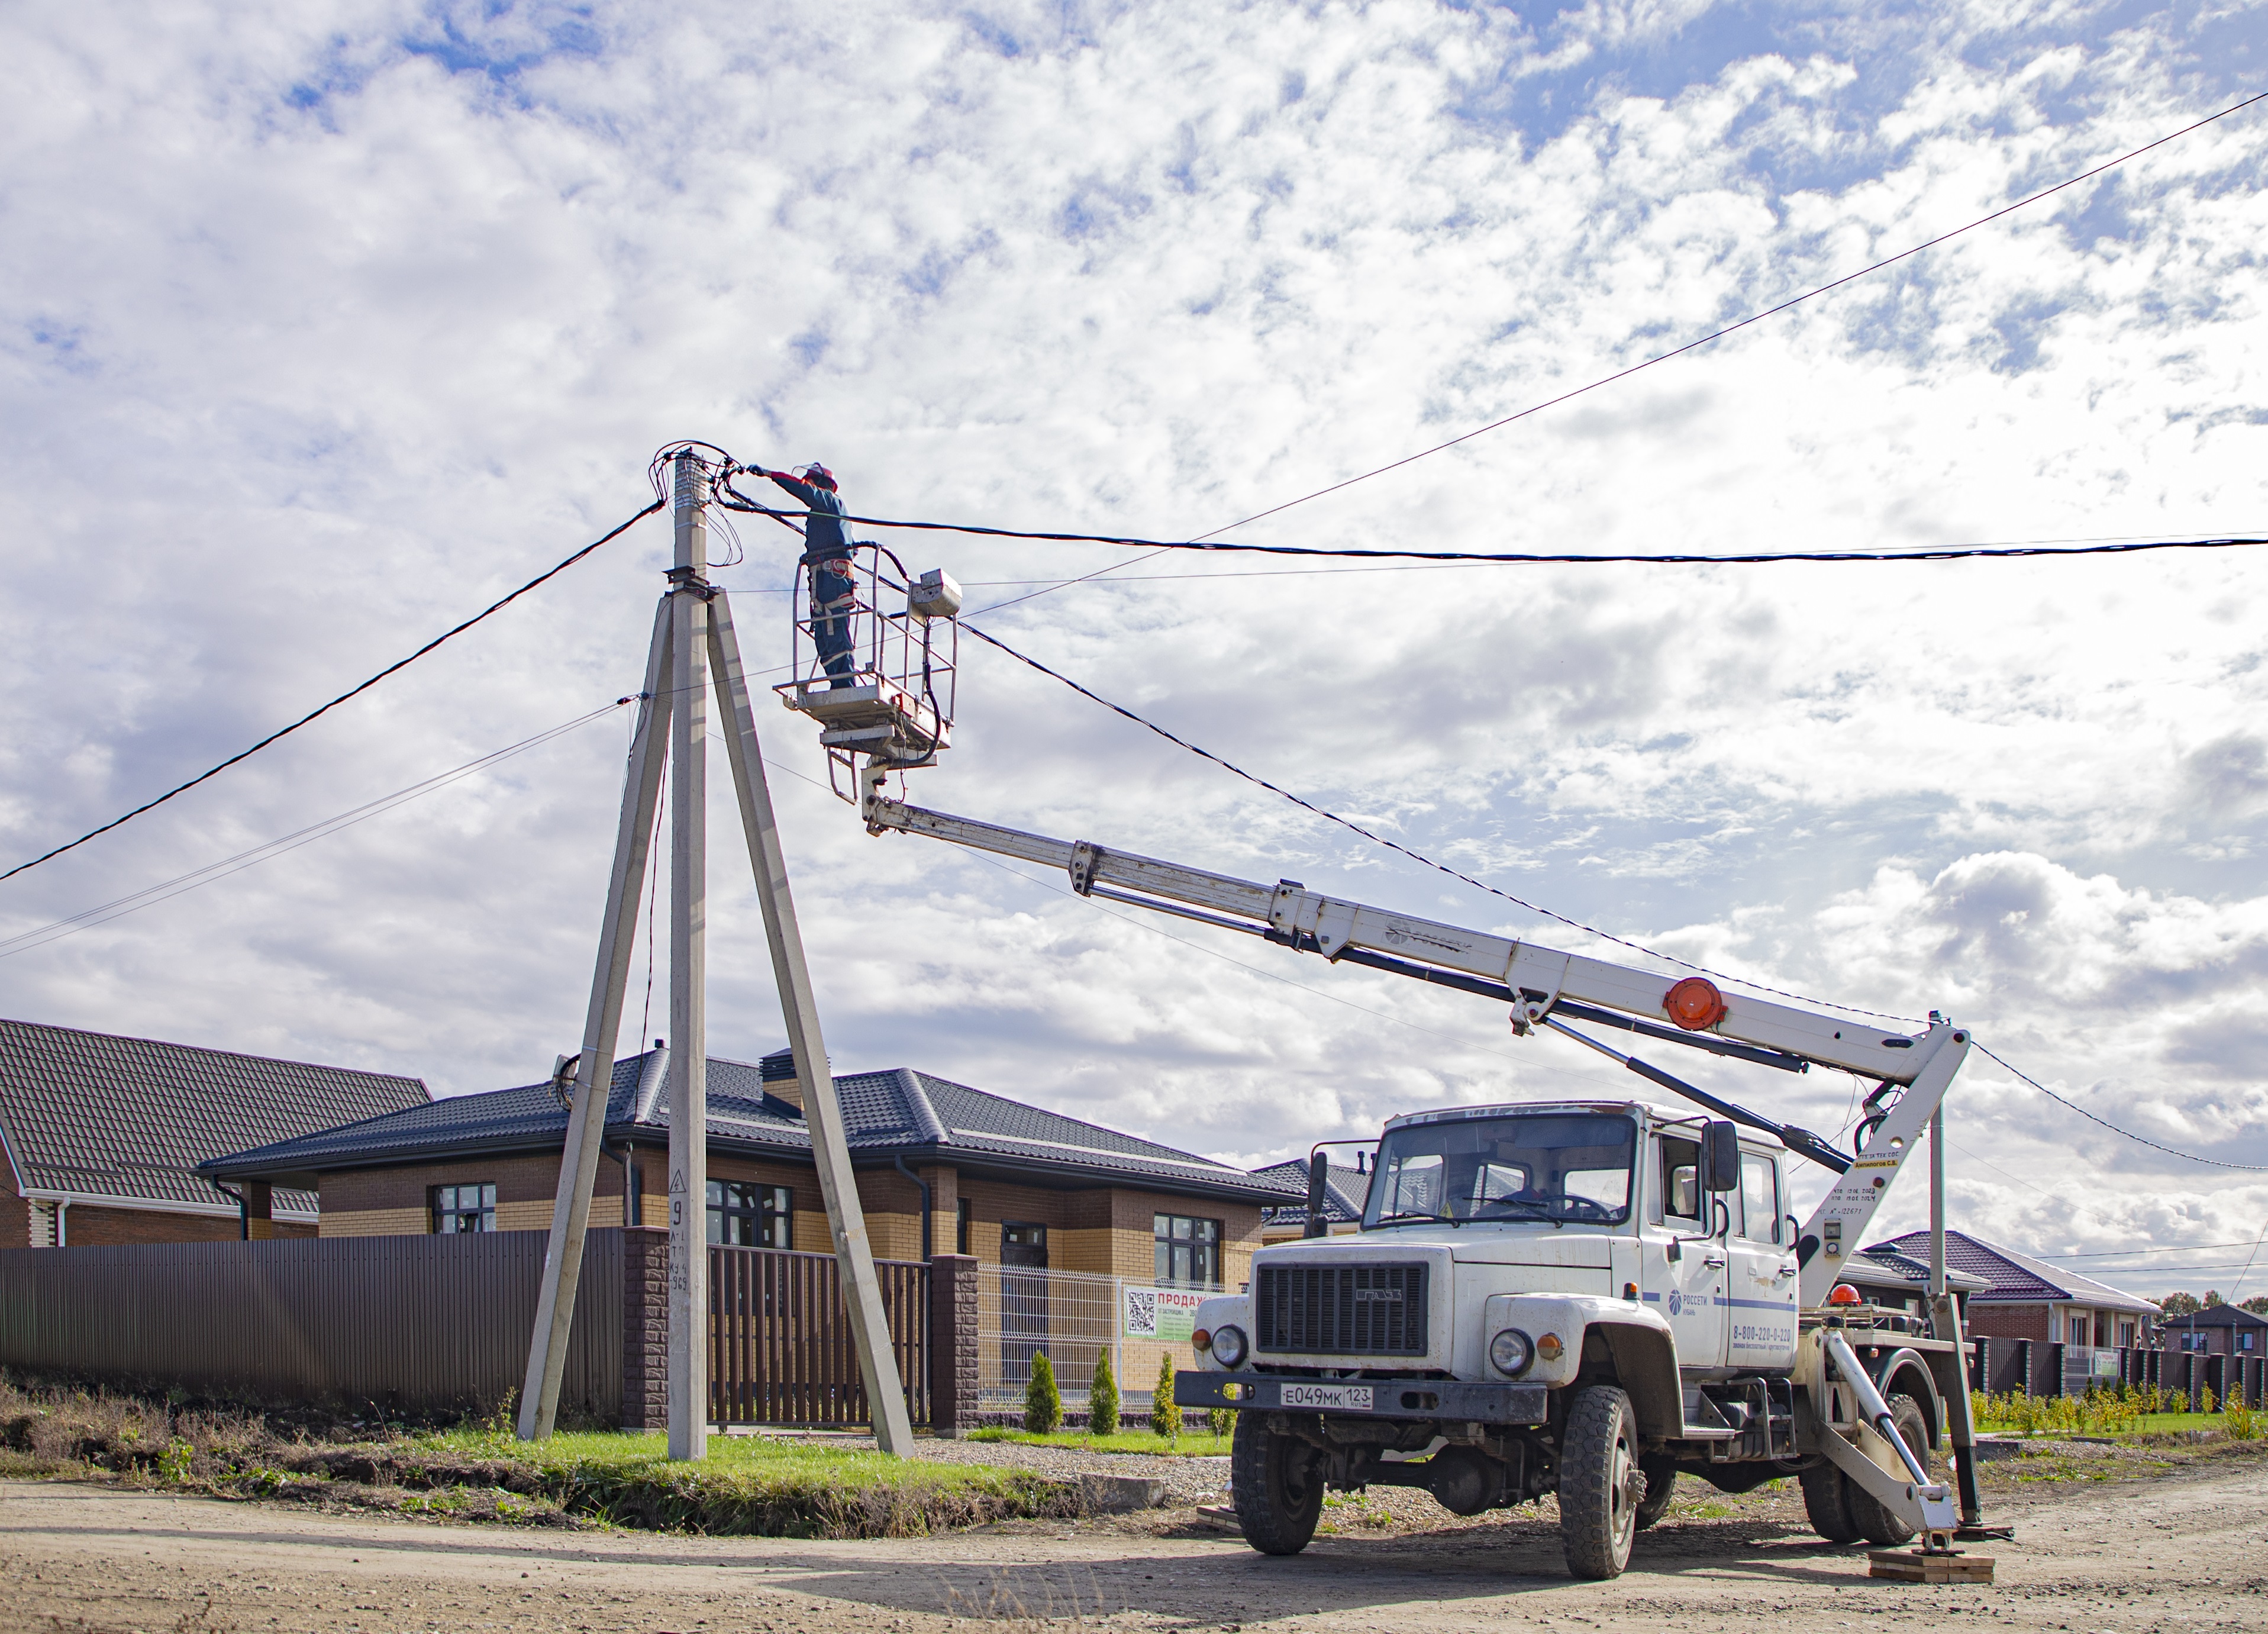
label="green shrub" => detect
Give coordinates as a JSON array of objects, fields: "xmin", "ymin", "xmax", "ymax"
[
  {"xmin": 1089, "ymin": 1351, "xmax": 1120, "ymax": 1438},
  {"xmin": 2224, "ymin": 1393, "xmax": 2257, "ymax": 1442},
  {"xmin": 1025, "ymin": 1353, "xmax": 1062, "ymax": 1435},
  {"xmin": 1208, "ymin": 1406, "xmax": 1236, "ymax": 1439},
  {"xmin": 1151, "ymin": 1353, "xmax": 1180, "ymax": 1443}
]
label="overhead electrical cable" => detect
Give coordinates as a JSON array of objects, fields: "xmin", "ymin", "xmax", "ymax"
[
  {"xmin": 0, "ymin": 700, "xmax": 631, "ymax": 959},
  {"xmin": 716, "ymin": 89, "xmax": 2268, "ymax": 578},
  {"xmin": 957, "ymin": 617, "xmax": 1914, "ymax": 1022},
  {"xmin": 1173, "ymin": 87, "xmax": 2268, "ymax": 541},
  {"xmin": 1972, "ymin": 1043, "xmax": 2268, "ymax": 1173},
  {"xmin": 961, "ymin": 620, "xmax": 2268, "ymax": 1173},
  {"xmin": 719, "ymin": 502, "xmax": 2268, "ymax": 568},
  {"xmin": 0, "ymin": 499, "xmax": 663, "ymax": 885}
]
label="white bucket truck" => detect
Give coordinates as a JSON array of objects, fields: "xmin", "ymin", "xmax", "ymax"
[{"xmin": 773, "ymin": 569, "xmax": 1992, "ymax": 1579}]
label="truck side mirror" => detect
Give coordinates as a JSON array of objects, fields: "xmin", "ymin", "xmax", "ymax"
[{"xmin": 1704, "ymin": 1121, "xmax": 1741, "ymax": 1194}]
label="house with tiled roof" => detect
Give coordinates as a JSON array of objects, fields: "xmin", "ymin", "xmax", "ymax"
[
  {"xmin": 0, "ymin": 1017, "xmax": 428, "ymax": 1247},
  {"xmin": 203, "ymin": 1044, "xmax": 1290, "ymax": 1291},
  {"xmin": 2161, "ymin": 1301, "xmax": 2268, "ymax": 1360},
  {"xmin": 1251, "ymin": 1155, "xmax": 1372, "ymax": 1242},
  {"xmin": 1868, "ymin": 1228, "xmax": 2160, "ymax": 1353}
]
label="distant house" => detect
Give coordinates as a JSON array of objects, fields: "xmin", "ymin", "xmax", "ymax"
[
  {"xmin": 202, "ymin": 1045, "xmax": 1286, "ymax": 1290},
  {"xmin": 1251, "ymin": 1156, "xmax": 1370, "ymax": 1243},
  {"xmin": 1834, "ymin": 1243, "xmax": 1990, "ymax": 1313},
  {"xmin": 1869, "ymin": 1229, "xmax": 2160, "ymax": 1352},
  {"xmin": 0, "ymin": 1017, "xmax": 428, "ymax": 1246},
  {"xmin": 2161, "ymin": 1303, "xmax": 2268, "ymax": 1359}
]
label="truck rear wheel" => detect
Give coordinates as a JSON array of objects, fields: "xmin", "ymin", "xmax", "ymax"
[
  {"xmin": 1799, "ymin": 1462, "xmax": 1861, "ymax": 1544},
  {"xmin": 1231, "ymin": 1412, "xmax": 1324, "ymax": 1556},
  {"xmin": 1845, "ymin": 1393, "xmax": 1933, "ymax": 1547},
  {"xmin": 1559, "ymin": 1385, "xmax": 1643, "ymax": 1579},
  {"xmin": 1634, "ymin": 1455, "xmax": 1677, "ymax": 1532}
]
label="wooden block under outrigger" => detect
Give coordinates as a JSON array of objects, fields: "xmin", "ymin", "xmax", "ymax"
[{"xmin": 1867, "ymin": 1549, "xmax": 1996, "ymax": 1584}]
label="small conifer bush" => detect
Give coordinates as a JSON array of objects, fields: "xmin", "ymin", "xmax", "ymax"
[
  {"xmin": 1209, "ymin": 1406, "xmax": 1235, "ymax": 1439},
  {"xmin": 1151, "ymin": 1352, "xmax": 1181, "ymax": 1442},
  {"xmin": 1025, "ymin": 1352, "xmax": 1063, "ymax": 1435},
  {"xmin": 1089, "ymin": 1350, "xmax": 1120, "ymax": 1438}
]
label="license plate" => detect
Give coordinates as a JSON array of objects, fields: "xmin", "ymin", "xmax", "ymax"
[{"xmin": 1277, "ymin": 1382, "xmax": 1373, "ymax": 1412}]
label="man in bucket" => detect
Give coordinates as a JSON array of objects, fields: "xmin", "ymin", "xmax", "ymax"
[{"xmin": 756, "ymin": 461, "xmax": 857, "ymax": 687}]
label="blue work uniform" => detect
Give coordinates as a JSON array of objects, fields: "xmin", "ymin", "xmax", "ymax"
[{"xmin": 770, "ymin": 473, "xmax": 856, "ymax": 687}]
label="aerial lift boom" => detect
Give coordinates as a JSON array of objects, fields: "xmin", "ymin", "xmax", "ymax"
[{"xmin": 851, "ymin": 763, "xmax": 1972, "ymax": 1310}]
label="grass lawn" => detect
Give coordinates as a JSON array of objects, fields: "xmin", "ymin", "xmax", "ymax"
[
  {"xmin": 964, "ymin": 1427, "xmax": 1234, "ymax": 1457},
  {"xmin": 1973, "ymin": 1411, "xmax": 2237, "ymax": 1439}
]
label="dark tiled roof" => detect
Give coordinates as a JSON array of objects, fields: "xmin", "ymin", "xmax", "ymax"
[
  {"xmin": 1250, "ymin": 1159, "xmax": 1371, "ymax": 1223},
  {"xmin": 1869, "ymin": 1229, "xmax": 2159, "ymax": 1316},
  {"xmin": 1839, "ymin": 1246, "xmax": 1989, "ymax": 1294},
  {"xmin": 0, "ymin": 1017, "xmax": 428, "ymax": 1217},
  {"xmin": 205, "ymin": 1050, "xmax": 1284, "ymax": 1203},
  {"xmin": 2161, "ymin": 1304, "xmax": 2268, "ymax": 1329}
]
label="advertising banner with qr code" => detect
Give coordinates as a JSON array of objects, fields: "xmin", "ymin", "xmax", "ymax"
[{"xmin": 1122, "ymin": 1284, "xmax": 1208, "ymax": 1342}]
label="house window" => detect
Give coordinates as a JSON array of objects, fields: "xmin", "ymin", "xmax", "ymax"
[
  {"xmin": 2068, "ymin": 1314, "xmax": 2088, "ymax": 1349},
  {"xmin": 2180, "ymin": 1330, "xmax": 2207, "ymax": 1353},
  {"xmin": 2118, "ymin": 1320, "xmax": 2135, "ymax": 1349},
  {"xmin": 1154, "ymin": 1214, "xmax": 1221, "ymax": 1287},
  {"xmin": 2242, "ymin": 1332, "xmax": 2256, "ymax": 1353},
  {"xmin": 956, "ymin": 1197, "xmax": 972, "ymax": 1256},
  {"xmin": 707, "ymin": 1181, "xmax": 791, "ymax": 1248},
  {"xmin": 432, "ymin": 1183, "xmax": 496, "ymax": 1233}
]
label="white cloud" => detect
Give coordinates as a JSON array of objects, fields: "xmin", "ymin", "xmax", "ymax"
[{"xmin": 0, "ymin": 0, "xmax": 2264, "ymax": 1290}]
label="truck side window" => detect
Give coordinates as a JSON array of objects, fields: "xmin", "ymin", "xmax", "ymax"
[
  {"xmin": 1737, "ymin": 1152, "xmax": 1780, "ymax": 1244},
  {"xmin": 1657, "ymin": 1136, "xmax": 1701, "ymax": 1224}
]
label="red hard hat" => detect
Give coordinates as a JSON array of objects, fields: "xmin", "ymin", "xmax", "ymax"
[{"xmin": 802, "ymin": 462, "xmax": 837, "ymax": 490}]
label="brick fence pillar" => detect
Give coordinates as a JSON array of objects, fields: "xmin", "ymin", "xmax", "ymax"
[
  {"xmin": 621, "ymin": 1227, "xmax": 669, "ymax": 1431},
  {"xmin": 928, "ymin": 1252, "xmax": 980, "ymax": 1438}
]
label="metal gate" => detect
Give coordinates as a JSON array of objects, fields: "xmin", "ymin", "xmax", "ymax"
[{"xmin": 708, "ymin": 1245, "xmax": 928, "ymax": 1426}]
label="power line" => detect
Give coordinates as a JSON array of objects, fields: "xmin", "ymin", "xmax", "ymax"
[
  {"xmin": 1973, "ymin": 1043, "xmax": 2268, "ymax": 1173},
  {"xmin": 959, "ymin": 620, "xmax": 2268, "ymax": 1174},
  {"xmin": 722, "ymin": 502, "xmax": 2268, "ymax": 568},
  {"xmin": 715, "ymin": 89, "xmax": 2268, "ymax": 578},
  {"xmin": 0, "ymin": 701, "xmax": 630, "ymax": 959},
  {"xmin": 0, "ymin": 499, "xmax": 663, "ymax": 887},
  {"xmin": 957, "ymin": 617, "xmax": 1915, "ymax": 1022},
  {"xmin": 1186, "ymin": 88, "xmax": 2268, "ymax": 542},
  {"xmin": 2035, "ymin": 1240, "xmax": 2260, "ymax": 1260}
]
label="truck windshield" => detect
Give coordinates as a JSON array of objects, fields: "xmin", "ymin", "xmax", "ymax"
[{"xmin": 1364, "ymin": 1113, "xmax": 1637, "ymax": 1227}]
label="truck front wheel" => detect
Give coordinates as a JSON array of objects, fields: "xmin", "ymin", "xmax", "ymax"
[
  {"xmin": 1231, "ymin": 1413, "xmax": 1324, "ymax": 1556},
  {"xmin": 1559, "ymin": 1385, "xmax": 1644, "ymax": 1579}
]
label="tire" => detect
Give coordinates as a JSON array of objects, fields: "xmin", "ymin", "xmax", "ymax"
[
  {"xmin": 1231, "ymin": 1411, "xmax": 1324, "ymax": 1556},
  {"xmin": 1800, "ymin": 1462, "xmax": 1861, "ymax": 1545},
  {"xmin": 1559, "ymin": 1385, "xmax": 1644, "ymax": 1580},
  {"xmin": 1634, "ymin": 1455, "xmax": 1677, "ymax": 1532},
  {"xmin": 1845, "ymin": 1393, "xmax": 1933, "ymax": 1547}
]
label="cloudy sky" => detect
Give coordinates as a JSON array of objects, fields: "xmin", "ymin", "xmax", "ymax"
[{"xmin": 4, "ymin": 1, "xmax": 2266, "ymax": 1300}]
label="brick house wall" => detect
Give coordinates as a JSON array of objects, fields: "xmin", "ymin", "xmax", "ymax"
[
  {"xmin": 60, "ymin": 1204, "xmax": 315, "ymax": 1245},
  {"xmin": 1965, "ymin": 1302, "xmax": 2053, "ymax": 1343},
  {"xmin": 312, "ymin": 1148, "xmax": 1266, "ymax": 1285},
  {"xmin": 0, "ymin": 1188, "xmax": 28, "ymax": 1247}
]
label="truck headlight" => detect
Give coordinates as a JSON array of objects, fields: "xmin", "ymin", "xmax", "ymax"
[
  {"xmin": 1212, "ymin": 1324, "xmax": 1249, "ymax": 1369},
  {"xmin": 1488, "ymin": 1328, "xmax": 1533, "ymax": 1377}
]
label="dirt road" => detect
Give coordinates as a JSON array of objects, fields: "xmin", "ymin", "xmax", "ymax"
[{"xmin": 4, "ymin": 1458, "xmax": 2264, "ymax": 1634}]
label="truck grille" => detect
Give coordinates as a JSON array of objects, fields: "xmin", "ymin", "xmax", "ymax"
[{"xmin": 1255, "ymin": 1264, "xmax": 1429, "ymax": 1355}]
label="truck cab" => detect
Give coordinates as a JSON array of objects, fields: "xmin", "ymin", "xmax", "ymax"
[{"xmin": 1176, "ymin": 1097, "xmax": 1952, "ymax": 1579}]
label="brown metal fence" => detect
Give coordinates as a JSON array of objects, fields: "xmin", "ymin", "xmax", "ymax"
[
  {"xmin": 708, "ymin": 1245, "xmax": 928, "ymax": 1426},
  {"xmin": 0, "ymin": 1230, "xmax": 621, "ymax": 1419}
]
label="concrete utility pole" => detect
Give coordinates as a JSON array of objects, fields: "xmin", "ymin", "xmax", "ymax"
[
  {"xmin": 517, "ymin": 449, "xmax": 913, "ymax": 1456},
  {"xmin": 666, "ymin": 453, "xmax": 711, "ymax": 1462}
]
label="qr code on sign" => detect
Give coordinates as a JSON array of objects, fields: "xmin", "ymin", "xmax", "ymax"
[{"xmin": 1124, "ymin": 1287, "xmax": 1159, "ymax": 1338}]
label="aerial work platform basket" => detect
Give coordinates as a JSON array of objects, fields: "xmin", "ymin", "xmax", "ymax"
[{"xmin": 776, "ymin": 544, "xmax": 960, "ymax": 798}]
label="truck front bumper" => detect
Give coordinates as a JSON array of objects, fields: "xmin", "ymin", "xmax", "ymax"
[{"xmin": 1174, "ymin": 1371, "xmax": 1548, "ymax": 1425}]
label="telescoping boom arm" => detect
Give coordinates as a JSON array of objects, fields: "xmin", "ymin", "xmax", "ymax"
[{"xmin": 857, "ymin": 768, "xmax": 1970, "ymax": 1306}]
